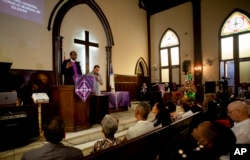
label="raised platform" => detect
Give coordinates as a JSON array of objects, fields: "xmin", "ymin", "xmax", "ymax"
[{"xmin": 0, "ymin": 101, "xmax": 155, "ymax": 160}]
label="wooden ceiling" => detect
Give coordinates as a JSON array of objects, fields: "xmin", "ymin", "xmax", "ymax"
[{"xmin": 139, "ymin": 0, "xmax": 191, "ymax": 16}]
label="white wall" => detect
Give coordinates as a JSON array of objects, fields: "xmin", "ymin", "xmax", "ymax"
[
  {"xmin": 150, "ymin": 0, "xmax": 250, "ymax": 85},
  {"xmin": 0, "ymin": 0, "xmax": 148, "ymax": 90},
  {"xmin": 97, "ymin": 0, "xmax": 148, "ymax": 75},
  {"xmin": 0, "ymin": 0, "xmax": 148, "ymax": 72},
  {"xmin": 0, "ymin": 0, "xmax": 55, "ymax": 70},
  {"xmin": 201, "ymin": 0, "xmax": 250, "ymax": 83},
  {"xmin": 150, "ymin": 2, "xmax": 193, "ymax": 84},
  {"xmin": 3, "ymin": 0, "xmax": 247, "ymax": 87}
]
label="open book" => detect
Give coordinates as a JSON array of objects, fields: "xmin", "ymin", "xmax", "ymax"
[{"xmin": 32, "ymin": 93, "xmax": 49, "ymax": 103}]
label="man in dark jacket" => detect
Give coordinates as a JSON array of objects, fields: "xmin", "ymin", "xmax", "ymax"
[
  {"xmin": 62, "ymin": 51, "xmax": 82, "ymax": 85},
  {"xmin": 21, "ymin": 116, "xmax": 84, "ymax": 160}
]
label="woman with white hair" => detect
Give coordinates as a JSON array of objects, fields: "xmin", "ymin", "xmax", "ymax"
[{"xmin": 92, "ymin": 114, "xmax": 122, "ymax": 153}]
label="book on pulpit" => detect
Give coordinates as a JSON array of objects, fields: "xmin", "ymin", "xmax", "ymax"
[{"xmin": 32, "ymin": 93, "xmax": 49, "ymax": 103}]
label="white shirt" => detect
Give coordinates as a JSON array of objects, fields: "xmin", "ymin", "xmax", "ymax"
[
  {"xmin": 125, "ymin": 120, "xmax": 154, "ymax": 140},
  {"xmin": 231, "ymin": 118, "xmax": 250, "ymax": 144},
  {"xmin": 87, "ymin": 71, "xmax": 103, "ymax": 94}
]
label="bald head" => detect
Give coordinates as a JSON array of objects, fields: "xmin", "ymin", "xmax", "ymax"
[
  {"xmin": 70, "ymin": 51, "xmax": 77, "ymax": 60},
  {"xmin": 227, "ymin": 101, "xmax": 249, "ymax": 122}
]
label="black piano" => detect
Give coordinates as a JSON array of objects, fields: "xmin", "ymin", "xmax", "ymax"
[
  {"xmin": 0, "ymin": 62, "xmax": 39, "ymax": 151},
  {"xmin": 0, "ymin": 62, "xmax": 23, "ymax": 92}
]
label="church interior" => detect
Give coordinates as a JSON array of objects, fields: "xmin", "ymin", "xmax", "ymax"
[{"xmin": 0, "ymin": 0, "xmax": 250, "ymax": 159}]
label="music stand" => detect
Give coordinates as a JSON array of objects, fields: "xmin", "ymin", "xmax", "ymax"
[{"xmin": 32, "ymin": 93, "xmax": 49, "ymax": 135}]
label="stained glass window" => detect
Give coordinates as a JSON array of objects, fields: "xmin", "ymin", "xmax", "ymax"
[
  {"xmin": 220, "ymin": 11, "xmax": 250, "ymax": 95},
  {"xmin": 160, "ymin": 30, "xmax": 179, "ymax": 47},
  {"xmin": 221, "ymin": 11, "xmax": 250, "ymax": 36},
  {"xmin": 160, "ymin": 29, "xmax": 180, "ymax": 84}
]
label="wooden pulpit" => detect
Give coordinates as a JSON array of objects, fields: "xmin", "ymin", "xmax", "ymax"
[{"xmin": 50, "ymin": 85, "xmax": 90, "ymax": 132}]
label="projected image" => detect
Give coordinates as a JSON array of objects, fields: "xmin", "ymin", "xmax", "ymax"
[{"xmin": 0, "ymin": 0, "xmax": 44, "ymax": 23}]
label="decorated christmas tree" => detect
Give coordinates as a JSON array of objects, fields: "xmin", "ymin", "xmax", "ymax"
[{"xmin": 184, "ymin": 72, "xmax": 196, "ymax": 100}]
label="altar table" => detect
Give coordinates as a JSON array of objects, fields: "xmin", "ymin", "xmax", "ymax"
[{"xmin": 102, "ymin": 91, "xmax": 131, "ymax": 111}]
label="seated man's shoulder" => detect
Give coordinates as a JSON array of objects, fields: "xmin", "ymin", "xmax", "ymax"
[
  {"xmin": 22, "ymin": 148, "xmax": 41, "ymax": 159},
  {"xmin": 65, "ymin": 145, "xmax": 82, "ymax": 151},
  {"xmin": 61, "ymin": 146, "xmax": 84, "ymax": 159},
  {"xmin": 22, "ymin": 145, "xmax": 83, "ymax": 160},
  {"xmin": 126, "ymin": 121, "xmax": 154, "ymax": 140},
  {"xmin": 130, "ymin": 121, "xmax": 154, "ymax": 130}
]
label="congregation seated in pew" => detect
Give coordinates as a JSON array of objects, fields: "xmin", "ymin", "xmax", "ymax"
[
  {"xmin": 165, "ymin": 100, "xmax": 182, "ymax": 122},
  {"xmin": 151, "ymin": 100, "xmax": 172, "ymax": 127},
  {"xmin": 227, "ymin": 101, "xmax": 250, "ymax": 144},
  {"xmin": 166, "ymin": 120, "xmax": 236, "ymax": 160},
  {"xmin": 85, "ymin": 88, "xmax": 241, "ymax": 160},
  {"xmin": 124, "ymin": 102, "xmax": 155, "ymax": 141},
  {"xmin": 139, "ymin": 82, "xmax": 150, "ymax": 101},
  {"xmin": 21, "ymin": 116, "xmax": 84, "ymax": 160},
  {"xmin": 92, "ymin": 114, "xmax": 122, "ymax": 153},
  {"xmin": 84, "ymin": 110, "xmax": 202, "ymax": 160}
]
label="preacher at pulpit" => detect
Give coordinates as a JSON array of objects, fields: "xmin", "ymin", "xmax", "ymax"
[
  {"xmin": 62, "ymin": 51, "xmax": 82, "ymax": 85},
  {"xmin": 87, "ymin": 65, "xmax": 103, "ymax": 94}
]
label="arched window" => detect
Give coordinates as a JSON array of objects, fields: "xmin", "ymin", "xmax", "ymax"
[
  {"xmin": 220, "ymin": 10, "xmax": 250, "ymax": 94},
  {"xmin": 159, "ymin": 29, "xmax": 180, "ymax": 84}
]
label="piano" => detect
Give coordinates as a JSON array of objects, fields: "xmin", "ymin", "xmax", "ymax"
[
  {"xmin": 0, "ymin": 62, "xmax": 23, "ymax": 92},
  {"xmin": 0, "ymin": 62, "xmax": 39, "ymax": 151}
]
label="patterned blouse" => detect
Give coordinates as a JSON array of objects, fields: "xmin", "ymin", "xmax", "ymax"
[{"xmin": 92, "ymin": 137, "xmax": 122, "ymax": 153}]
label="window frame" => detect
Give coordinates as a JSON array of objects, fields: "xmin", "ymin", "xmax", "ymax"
[{"xmin": 159, "ymin": 29, "xmax": 181, "ymax": 85}]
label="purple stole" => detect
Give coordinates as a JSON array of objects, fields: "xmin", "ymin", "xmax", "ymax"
[{"xmin": 72, "ymin": 61, "xmax": 78, "ymax": 76}]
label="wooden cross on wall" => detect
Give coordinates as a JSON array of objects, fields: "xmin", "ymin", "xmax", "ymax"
[{"xmin": 74, "ymin": 31, "xmax": 99, "ymax": 73}]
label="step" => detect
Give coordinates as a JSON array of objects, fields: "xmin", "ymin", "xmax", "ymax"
[
  {"xmin": 64, "ymin": 108, "xmax": 137, "ymax": 146},
  {"xmin": 0, "ymin": 101, "xmax": 155, "ymax": 159}
]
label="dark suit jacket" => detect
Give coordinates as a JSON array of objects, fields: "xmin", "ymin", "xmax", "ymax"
[
  {"xmin": 62, "ymin": 59, "xmax": 82, "ymax": 85},
  {"xmin": 21, "ymin": 142, "xmax": 84, "ymax": 160}
]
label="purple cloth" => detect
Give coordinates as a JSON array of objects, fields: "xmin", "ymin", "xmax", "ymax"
[
  {"xmin": 102, "ymin": 91, "xmax": 131, "ymax": 109},
  {"xmin": 74, "ymin": 75, "xmax": 94, "ymax": 102},
  {"xmin": 72, "ymin": 61, "xmax": 78, "ymax": 76}
]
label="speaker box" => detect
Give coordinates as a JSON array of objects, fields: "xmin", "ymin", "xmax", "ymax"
[{"xmin": 205, "ymin": 81, "xmax": 216, "ymax": 94}]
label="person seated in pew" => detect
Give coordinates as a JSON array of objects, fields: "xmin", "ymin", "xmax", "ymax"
[
  {"xmin": 227, "ymin": 100, "xmax": 250, "ymax": 144},
  {"xmin": 173, "ymin": 121, "xmax": 236, "ymax": 160},
  {"xmin": 238, "ymin": 82, "xmax": 249, "ymax": 99},
  {"xmin": 180, "ymin": 96, "xmax": 202, "ymax": 114},
  {"xmin": 242, "ymin": 100, "xmax": 250, "ymax": 118},
  {"xmin": 139, "ymin": 82, "xmax": 150, "ymax": 101},
  {"xmin": 92, "ymin": 114, "xmax": 122, "ymax": 153},
  {"xmin": 201, "ymin": 93, "xmax": 218, "ymax": 121},
  {"xmin": 191, "ymin": 121, "xmax": 236, "ymax": 159},
  {"xmin": 165, "ymin": 100, "xmax": 183, "ymax": 122},
  {"xmin": 175, "ymin": 96, "xmax": 202, "ymax": 121},
  {"xmin": 124, "ymin": 102, "xmax": 154, "ymax": 141},
  {"xmin": 21, "ymin": 116, "xmax": 84, "ymax": 160},
  {"xmin": 151, "ymin": 100, "xmax": 172, "ymax": 127}
]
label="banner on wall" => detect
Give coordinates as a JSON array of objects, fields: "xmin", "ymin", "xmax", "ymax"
[{"xmin": 110, "ymin": 63, "xmax": 115, "ymax": 92}]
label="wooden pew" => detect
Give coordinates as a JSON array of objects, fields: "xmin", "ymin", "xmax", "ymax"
[{"xmin": 84, "ymin": 112, "xmax": 201, "ymax": 160}]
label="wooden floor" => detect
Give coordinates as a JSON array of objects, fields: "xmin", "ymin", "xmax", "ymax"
[{"xmin": 0, "ymin": 101, "xmax": 155, "ymax": 160}]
